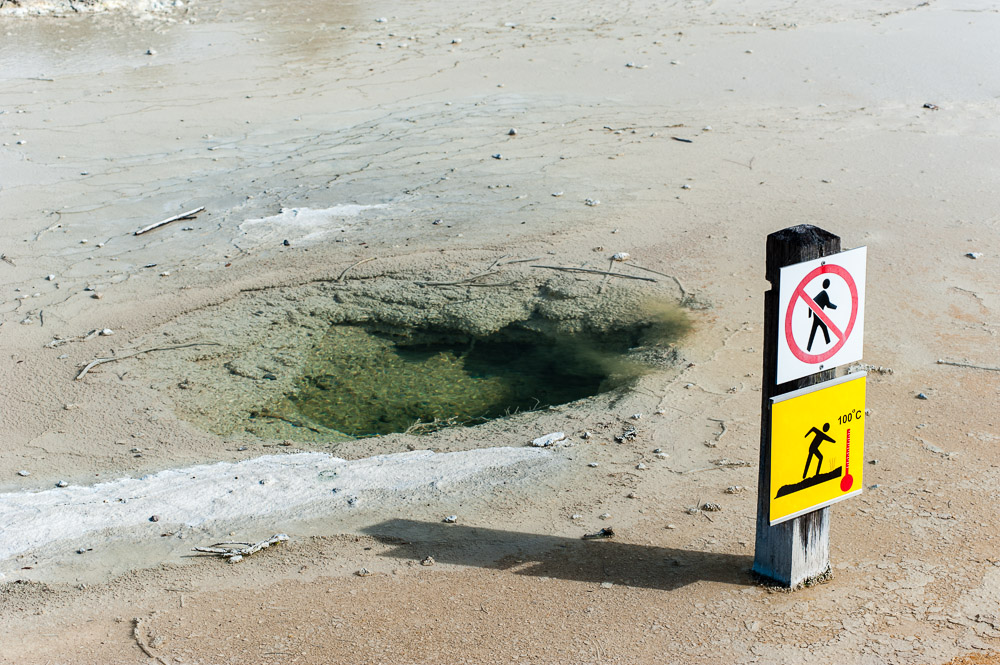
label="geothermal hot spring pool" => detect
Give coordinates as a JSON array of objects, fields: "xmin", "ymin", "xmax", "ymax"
[{"xmin": 263, "ymin": 323, "xmax": 649, "ymax": 437}]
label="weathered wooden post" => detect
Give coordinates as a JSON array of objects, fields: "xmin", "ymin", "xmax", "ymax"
[{"xmin": 752, "ymin": 225, "xmax": 840, "ymax": 587}]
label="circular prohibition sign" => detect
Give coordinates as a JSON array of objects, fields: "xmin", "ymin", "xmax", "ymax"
[{"xmin": 784, "ymin": 263, "xmax": 859, "ymax": 364}]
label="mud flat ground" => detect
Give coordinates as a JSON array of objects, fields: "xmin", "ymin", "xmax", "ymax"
[{"xmin": 1, "ymin": 0, "xmax": 999, "ymax": 663}]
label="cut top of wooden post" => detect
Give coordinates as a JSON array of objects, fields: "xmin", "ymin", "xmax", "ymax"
[{"xmin": 765, "ymin": 225, "xmax": 840, "ymax": 284}]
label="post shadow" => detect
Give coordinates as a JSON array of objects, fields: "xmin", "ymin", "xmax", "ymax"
[{"xmin": 361, "ymin": 519, "xmax": 753, "ymax": 592}]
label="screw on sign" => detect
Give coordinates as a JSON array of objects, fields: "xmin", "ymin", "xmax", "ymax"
[{"xmin": 776, "ymin": 247, "xmax": 867, "ymax": 384}]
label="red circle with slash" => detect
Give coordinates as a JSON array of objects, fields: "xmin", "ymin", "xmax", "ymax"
[{"xmin": 784, "ymin": 264, "xmax": 859, "ymax": 364}]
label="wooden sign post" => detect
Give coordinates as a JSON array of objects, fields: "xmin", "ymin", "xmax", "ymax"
[{"xmin": 752, "ymin": 225, "xmax": 840, "ymax": 587}]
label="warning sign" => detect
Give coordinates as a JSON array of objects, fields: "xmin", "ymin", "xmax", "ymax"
[
  {"xmin": 769, "ymin": 372, "xmax": 866, "ymax": 525},
  {"xmin": 776, "ymin": 247, "xmax": 866, "ymax": 384}
]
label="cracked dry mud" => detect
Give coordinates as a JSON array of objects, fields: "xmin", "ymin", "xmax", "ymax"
[{"xmin": 2, "ymin": 0, "xmax": 1000, "ymax": 663}]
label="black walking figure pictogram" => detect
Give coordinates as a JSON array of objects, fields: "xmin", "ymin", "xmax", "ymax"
[
  {"xmin": 802, "ymin": 422, "xmax": 835, "ymax": 479},
  {"xmin": 806, "ymin": 279, "xmax": 838, "ymax": 351},
  {"xmin": 775, "ymin": 422, "xmax": 844, "ymax": 499}
]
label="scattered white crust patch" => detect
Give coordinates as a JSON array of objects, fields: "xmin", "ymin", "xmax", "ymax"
[
  {"xmin": 0, "ymin": 447, "xmax": 554, "ymax": 574},
  {"xmin": 238, "ymin": 205, "xmax": 388, "ymax": 247}
]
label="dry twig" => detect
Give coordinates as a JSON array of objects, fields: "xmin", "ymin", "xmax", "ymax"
[
  {"xmin": 75, "ymin": 342, "xmax": 220, "ymax": 381},
  {"xmin": 937, "ymin": 359, "xmax": 1000, "ymax": 372},
  {"xmin": 416, "ymin": 271, "xmax": 503, "ymax": 287},
  {"xmin": 336, "ymin": 256, "xmax": 377, "ymax": 282},
  {"xmin": 707, "ymin": 417, "xmax": 728, "ymax": 444},
  {"xmin": 134, "ymin": 207, "xmax": 205, "ymax": 236},
  {"xmin": 530, "ymin": 265, "xmax": 656, "ymax": 282}
]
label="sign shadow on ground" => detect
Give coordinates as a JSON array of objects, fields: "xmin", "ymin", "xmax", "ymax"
[{"xmin": 362, "ymin": 519, "xmax": 752, "ymax": 592}]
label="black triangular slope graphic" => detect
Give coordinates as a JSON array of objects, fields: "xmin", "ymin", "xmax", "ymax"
[{"xmin": 775, "ymin": 466, "xmax": 843, "ymax": 499}]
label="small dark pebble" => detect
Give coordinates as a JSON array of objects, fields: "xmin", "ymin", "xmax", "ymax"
[
  {"xmin": 923, "ymin": 103, "xmax": 939, "ymax": 110},
  {"xmin": 149, "ymin": 515, "xmax": 160, "ymax": 522},
  {"xmin": 282, "ymin": 239, "xmax": 291, "ymax": 246}
]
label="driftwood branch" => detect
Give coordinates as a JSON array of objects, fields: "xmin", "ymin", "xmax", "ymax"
[
  {"xmin": 336, "ymin": 256, "xmax": 377, "ymax": 282},
  {"xmin": 530, "ymin": 265, "xmax": 656, "ymax": 282},
  {"xmin": 937, "ymin": 359, "xmax": 1000, "ymax": 372},
  {"xmin": 75, "ymin": 342, "xmax": 221, "ymax": 381},
  {"xmin": 134, "ymin": 206, "xmax": 205, "ymax": 236},
  {"xmin": 193, "ymin": 534, "xmax": 289, "ymax": 563}
]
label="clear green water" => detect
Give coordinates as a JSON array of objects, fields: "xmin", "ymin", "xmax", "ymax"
[{"xmin": 282, "ymin": 325, "xmax": 638, "ymax": 437}]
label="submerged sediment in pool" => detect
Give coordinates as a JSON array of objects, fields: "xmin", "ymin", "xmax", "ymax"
[{"xmin": 278, "ymin": 324, "xmax": 644, "ymax": 437}]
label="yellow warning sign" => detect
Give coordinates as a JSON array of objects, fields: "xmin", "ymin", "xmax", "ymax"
[{"xmin": 770, "ymin": 372, "xmax": 866, "ymax": 525}]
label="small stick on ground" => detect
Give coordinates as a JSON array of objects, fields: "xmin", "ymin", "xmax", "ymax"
[
  {"xmin": 75, "ymin": 342, "xmax": 220, "ymax": 381},
  {"xmin": 598, "ymin": 259, "xmax": 615, "ymax": 294},
  {"xmin": 134, "ymin": 206, "xmax": 205, "ymax": 236},
  {"xmin": 486, "ymin": 254, "xmax": 511, "ymax": 271},
  {"xmin": 530, "ymin": 265, "xmax": 656, "ymax": 282},
  {"xmin": 707, "ymin": 417, "xmax": 728, "ymax": 444},
  {"xmin": 937, "ymin": 359, "xmax": 1000, "ymax": 372},
  {"xmin": 132, "ymin": 618, "xmax": 169, "ymax": 665},
  {"xmin": 620, "ymin": 262, "xmax": 690, "ymax": 299},
  {"xmin": 416, "ymin": 271, "xmax": 503, "ymax": 287},
  {"xmin": 336, "ymin": 256, "xmax": 377, "ymax": 282},
  {"xmin": 497, "ymin": 256, "xmax": 542, "ymax": 266}
]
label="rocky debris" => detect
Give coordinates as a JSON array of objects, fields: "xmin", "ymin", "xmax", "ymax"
[
  {"xmin": 582, "ymin": 527, "xmax": 615, "ymax": 540},
  {"xmin": 713, "ymin": 458, "xmax": 751, "ymax": 468},
  {"xmin": 702, "ymin": 502, "xmax": 722, "ymax": 512},
  {"xmin": 355, "ymin": 568, "xmax": 373, "ymax": 577},
  {"xmin": 420, "ymin": 556, "xmax": 435, "ymax": 566},
  {"xmin": 615, "ymin": 426, "xmax": 638, "ymax": 443},
  {"xmin": 724, "ymin": 486, "xmax": 744, "ymax": 494},
  {"xmin": 443, "ymin": 515, "xmax": 458, "ymax": 523},
  {"xmin": 849, "ymin": 363, "xmax": 893, "ymax": 375},
  {"xmin": 531, "ymin": 432, "xmax": 565, "ymax": 447}
]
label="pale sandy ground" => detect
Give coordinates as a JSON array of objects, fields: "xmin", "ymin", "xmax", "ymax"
[{"xmin": 2, "ymin": 0, "xmax": 1000, "ymax": 662}]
